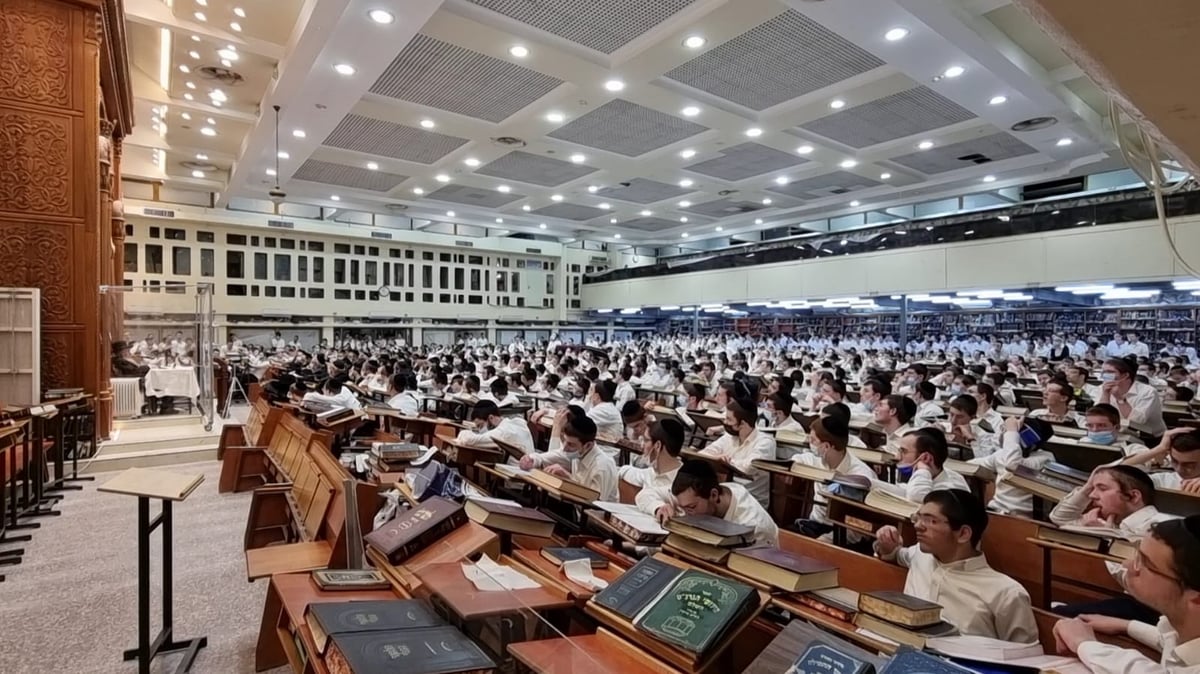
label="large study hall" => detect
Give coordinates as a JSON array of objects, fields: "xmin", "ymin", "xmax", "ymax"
[{"xmin": 4, "ymin": 0, "xmax": 1200, "ymax": 672}]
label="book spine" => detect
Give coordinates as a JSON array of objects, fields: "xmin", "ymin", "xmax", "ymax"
[
  {"xmin": 385, "ymin": 509, "xmax": 469, "ymax": 564},
  {"xmin": 793, "ymin": 594, "xmax": 854, "ymax": 622}
]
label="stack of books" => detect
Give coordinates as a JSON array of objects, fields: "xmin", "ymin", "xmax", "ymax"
[
  {"xmin": 364, "ymin": 497, "xmax": 468, "ymax": 565},
  {"xmin": 726, "ymin": 547, "xmax": 838, "ymax": 593},
  {"xmin": 593, "ymin": 501, "xmax": 670, "ymax": 545},
  {"xmin": 526, "ymin": 468, "xmax": 601, "ymax": 502},
  {"xmin": 663, "ymin": 514, "xmax": 755, "ymax": 564},
  {"xmin": 1036, "ymin": 523, "xmax": 1132, "ymax": 558},
  {"xmin": 367, "ymin": 442, "xmax": 425, "ymax": 482},
  {"xmin": 1003, "ymin": 461, "xmax": 1088, "ymax": 503},
  {"xmin": 852, "ymin": 591, "xmax": 957, "ymax": 648},
  {"xmin": 463, "ymin": 496, "xmax": 555, "ymax": 539},
  {"xmin": 793, "ymin": 587, "xmax": 861, "ymax": 623}
]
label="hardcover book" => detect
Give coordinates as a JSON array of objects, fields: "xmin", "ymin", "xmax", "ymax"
[
  {"xmin": 789, "ymin": 462, "xmax": 836, "ymax": 482},
  {"xmin": 665, "ymin": 514, "xmax": 755, "ymax": 547},
  {"xmin": 634, "ymin": 569, "xmax": 759, "ymax": 655},
  {"xmin": 1003, "ymin": 466, "xmax": 1071, "ymax": 503},
  {"xmin": 879, "ymin": 647, "xmax": 974, "ymax": 673},
  {"xmin": 307, "ymin": 599, "xmax": 442, "ymax": 654},
  {"xmin": 592, "ymin": 556, "xmax": 684, "ymax": 622},
  {"xmin": 364, "ymin": 497, "xmax": 468, "ymax": 564},
  {"xmin": 463, "ymin": 498, "xmax": 555, "ymax": 539},
  {"xmin": 727, "ymin": 547, "xmax": 838, "ymax": 593},
  {"xmin": 863, "ymin": 489, "xmax": 920, "ymax": 519},
  {"xmin": 326, "ymin": 625, "xmax": 494, "ymax": 674},
  {"xmin": 372, "ymin": 442, "xmax": 423, "ymax": 461},
  {"xmin": 854, "ymin": 614, "xmax": 958, "ymax": 650},
  {"xmin": 1036, "ymin": 524, "xmax": 1110, "ymax": 552},
  {"xmin": 311, "ymin": 569, "xmax": 390, "ymax": 591},
  {"xmin": 795, "ymin": 587, "xmax": 860, "ymax": 623},
  {"xmin": 787, "ymin": 640, "xmax": 875, "ymax": 674},
  {"xmin": 857, "ymin": 591, "xmax": 943, "ymax": 628},
  {"xmin": 607, "ymin": 511, "xmax": 669, "ymax": 544},
  {"xmin": 540, "ymin": 547, "xmax": 609, "ymax": 569},
  {"xmin": 527, "ymin": 469, "xmax": 601, "ymax": 502},
  {"xmin": 664, "ymin": 533, "xmax": 733, "ymax": 565}
]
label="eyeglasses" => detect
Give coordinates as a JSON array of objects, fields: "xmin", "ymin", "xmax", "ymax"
[
  {"xmin": 909, "ymin": 512, "xmax": 949, "ymax": 527},
  {"xmin": 1129, "ymin": 539, "xmax": 1182, "ymax": 584}
]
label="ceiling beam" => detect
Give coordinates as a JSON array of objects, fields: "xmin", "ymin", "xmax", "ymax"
[{"xmin": 124, "ymin": 0, "xmax": 286, "ymax": 60}]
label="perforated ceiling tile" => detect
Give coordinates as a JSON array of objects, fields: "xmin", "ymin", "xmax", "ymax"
[
  {"xmin": 684, "ymin": 142, "xmax": 810, "ymax": 181},
  {"xmin": 291, "ymin": 160, "xmax": 407, "ymax": 192},
  {"xmin": 465, "ymin": 0, "xmax": 697, "ymax": 54},
  {"xmin": 664, "ymin": 10, "xmax": 884, "ymax": 111},
  {"xmin": 765, "ymin": 171, "xmax": 881, "ymax": 199},
  {"xmin": 596, "ymin": 178, "xmax": 690, "ymax": 204},
  {"xmin": 683, "ymin": 198, "xmax": 766, "ymax": 218},
  {"xmin": 475, "ymin": 150, "xmax": 598, "ymax": 187},
  {"xmin": 426, "ymin": 184, "xmax": 524, "ymax": 208},
  {"xmin": 620, "ymin": 217, "xmax": 685, "ymax": 232},
  {"xmin": 548, "ymin": 99, "xmax": 708, "ymax": 157},
  {"xmin": 890, "ymin": 132, "xmax": 1037, "ymax": 174},
  {"xmin": 799, "ymin": 87, "xmax": 976, "ymax": 149},
  {"xmin": 531, "ymin": 203, "xmax": 609, "ymax": 221},
  {"xmin": 323, "ymin": 114, "xmax": 469, "ymax": 165},
  {"xmin": 370, "ymin": 35, "xmax": 562, "ymax": 123}
]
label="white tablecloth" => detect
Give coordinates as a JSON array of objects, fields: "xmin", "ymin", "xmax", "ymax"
[{"xmin": 145, "ymin": 368, "xmax": 201, "ymax": 399}]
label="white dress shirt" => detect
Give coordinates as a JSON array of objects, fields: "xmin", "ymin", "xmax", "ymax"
[
  {"xmin": 1108, "ymin": 381, "xmax": 1168, "ymax": 437},
  {"xmin": 881, "ymin": 546, "xmax": 1038, "ymax": 643},
  {"xmin": 970, "ymin": 430, "xmax": 1054, "ymax": 516},
  {"xmin": 303, "ymin": 386, "xmax": 362, "ymax": 410},
  {"xmin": 698, "ymin": 428, "xmax": 777, "ymax": 506},
  {"xmin": 455, "ymin": 417, "xmax": 535, "ymax": 465},
  {"xmin": 529, "ymin": 445, "xmax": 618, "ymax": 501},
  {"xmin": 386, "ymin": 392, "xmax": 420, "ymax": 416},
  {"xmin": 586, "ymin": 402, "xmax": 625, "ymax": 439},
  {"xmin": 715, "ymin": 482, "xmax": 779, "ymax": 547},
  {"xmin": 630, "ymin": 464, "xmax": 682, "ymax": 516},
  {"xmin": 874, "ymin": 464, "xmax": 971, "ymax": 504},
  {"xmin": 614, "ymin": 381, "xmax": 637, "ymax": 408},
  {"xmin": 1050, "ymin": 490, "xmax": 1178, "ymax": 585},
  {"xmin": 1077, "ymin": 616, "xmax": 1200, "ymax": 673}
]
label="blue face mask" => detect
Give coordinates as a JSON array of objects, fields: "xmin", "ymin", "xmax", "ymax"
[
  {"xmin": 1087, "ymin": 431, "xmax": 1117, "ymax": 445},
  {"xmin": 897, "ymin": 464, "xmax": 915, "ymax": 481},
  {"xmin": 862, "ymin": 400, "xmax": 876, "ymax": 412},
  {"xmin": 1100, "ymin": 372, "xmax": 1117, "ymax": 383},
  {"xmin": 949, "ymin": 384, "xmax": 963, "ymax": 395}
]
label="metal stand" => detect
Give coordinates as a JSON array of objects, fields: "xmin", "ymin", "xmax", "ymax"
[
  {"xmin": 221, "ymin": 364, "xmax": 248, "ymax": 420},
  {"xmin": 122, "ymin": 497, "xmax": 208, "ymax": 673}
]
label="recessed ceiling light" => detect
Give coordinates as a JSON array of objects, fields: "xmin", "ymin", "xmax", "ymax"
[
  {"xmin": 679, "ymin": 149, "xmax": 696, "ymax": 160},
  {"xmin": 982, "ymin": 175, "xmax": 996, "ymax": 183},
  {"xmin": 569, "ymin": 153, "xmax": 586, "ymax": 164},
  {"xmin": 277, "ymin": 151, "xmax": 289, "ymax": 159},
  {"xmin": 796, "ymin": 145, "xmax": 814, "ymax": 155},
  {"xmin": 604, "ymin": 79, "xmax": 625, "ymax": 92},
  {"xmin": 435, "ymin": 173, "xmax": 450, "ymax": 182},
  {"xmin": 1056, "ymin": 137, "xmax": 1074, "ymax": 146},
  {"xmin": 364, "ymin": 162, "xmax": 379, "ymax": 171},
  {"xmin": 220, "ymin": 59, "xmax": 232, "ymax": 68},
  {"xmin": 230, "ymin": 22, "xmax": 242, "ymax": 32},
  {"xmin": 885, "ymin": 27, "xmax": 909, "ymax": 41},
  {"xmin": 545, "ymin": 112, "xmax": 565, "ymax": 123},
  {"xmin": 334, "ymin": 63, "xmax": 356, "ymax": 76},
  {"xmin": 419, "ymin": 119, "xmax": 435, "ymax": 129},
  {"xmin": 918, "ymin": 140, "xmax": 934, "ymax": 150},
  {"xmin": 446, "ymin": 210, "xmax": 455, "ymax": 217},
  {"xmin": 598, "ymin": 202, "xmax": 611, "ymax": 209},
  {"xmin": 194, "ymin": 11, "xmax": 206, "ymax": 22},
  {"xmin": 774, "ymin": 176, "xmax": 789, "ymax": 185},
  {"xmin": 679, "ymin": 200, "xmax": 692, "ymax": 207},
  {"xmin": 880, "ymin": 172, "xmax": 891, "ymax": 180},
  {"xmin": 610, "ymin": 218, "xmax": 618, "ymax": 224},
  {"xmin": 551, "ymin": 194, "xmax": 564, "ymax": 201},
  {"xmin": 681, "ymin": 232, "xmax": 689, "ymax": 238},
  {"xmin": 495, "ymin": 218, "xmax": 504, "ymax": 223},
  {"xmin": 754, "ymin": 219, "xmax": 763, "ymax": 225},
  {"xmin": 761, "ymin": 198, "xmax": 772, "ymax": 205},
  {"xmin": 190, "ymin": 34, "xmax": 200, "ymax": 42},
  {"xmin": 680, "ymin": 217, "xmax": 689, "ymax": 223},
  {"xmin": 191, "ymin": 170, "xmax": 205, "ymax": 178},
  {"xmin": 217, "ymin": 49, "xmax": 238, "ymax": 61},
  {"xmin": 185, "ymin": 81, "xmax": 196, "ymax": 89},
  {"xmin": 188, "ymin": 50, "xmax": 200, "ymax": 59},
  {"xmin": 539, "ymin": 223, "xmax": 547, "ymax": 229},
  {"xmin": 509, "ymin": 45, "xmax": 529, "ymax": 58},
  {"xmin": 292, "ymin": 129, "xmax": 306, "ymax": 138},
  {"xmin": 679, "ymin": 178, "xmax": 694, "ymax": 187},
  {"xmin": 206, "ymin": 117, "xmax": 216, "ymax": 124},
  {"xmin": 200, "ymin": 126, "xmax": 216, "ymax": 136},
  {"xmin": 683, "ymin": 35, "xmax": 706, "ymax": 49},
  {"xmin": 943, "ymin": 65, "xmax": 965, "ymax": 78},
  {"xmin": 522, "ymin": 204, "xmax": 531, "ymax": 211},
  {"xmin": 234, "ymin": 7, "xmax": 246, "ymax": 18},
  {"xmin": 497, "ymin": 185, "xmax": 511, "ymax": 193},
  {"xmin": 179, "ymin": 65, "xmax": 190, "ymax": 73},
  {"xmin": 840, "ymin": 159, "xmax": 858, "ymax": 169},
  {"xmin": 830, "ymin": 99, "xmax": 846, "ymax": 109},
  {"xmin": 463, "ymin": 157, "xmax": 481, "ymax": 167},
  {"xmin": 183, "ymin": 93, "xmax": 194, "ymax": 101},
  {"xmin": 640, "ymin": 210, "xmax": 652, "ymax": 216},
  {"xmin": 181, "ymin": 112, "xmax": 192, "ymax": 120},
  {"xmin": 412, "ymin": 187, "xmax": 424, "ymax": 195},
  {"xmin": 613, "ymin": 233, "xmax": 621, "ymax": 239},
  {"xmin": 196, "ymin": 0, "xmax": 206, "ymax": 5},
  {"xmin": 266, "ymin": 168, "xmax": 277, "ymax": 176},
  {"xmin": 681, "ymin": 106, "xmax": 700, "ymax": 117},
  {"xmin": 850, "ymin": 200, "xmax": 861, "ymax": 207},
  {"xmin": 195, "ymin": 153, "xmax": 207, "ymax": 159},
  {"xmin": 587, "ymin": 185, "xmax": 599, "ymax": 193},
  {"xmin": 989, "ymin": 95, "xmax": 1008, "ymax": 105},
  {"xmin": 368, "ymin": 9, "xmax": 394, "ymax": 24},
  {"xmin": 716, "ymin": 226, "xmax": 724, "ymax": 232},
  {"xmin": 745, "ymin": 127, "xmax": 763, "ymax": 137},
  {"xmin": 331, "ymin": 195, "xmax": 341, "ymax": 201}
]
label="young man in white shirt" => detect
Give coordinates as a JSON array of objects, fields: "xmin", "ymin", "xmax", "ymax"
[
  {"xmin": 1122, "ymin": 428, "xmax": 1200, "ymax": 493},
  {"xmin": 874, "ymin": 393, "xmax": 917, "ymax": 458},
  {"xmin": 302, "ymin": 378, "xmax": 362, "ymax": 410},
  {"xmin": 912, "ymin": 381, "xmax": 945, "ymax": 427},
  {"xmin": 667, "ymin": 459, "xmax": 779, "ymax": 546},
  {"xmin": 385, "ymin": 373, "xmax": 420, "ymax": 416},
  {"xmin": 519, "ymin": 405, "xmax": 618, "ymax": 501},
  {"xmin": 849, "ymin": 378, "xmax": 890, "ymax": 418},
  {"xmin": 970, "ymin": 382, "xmax": 1005, "ymax": 435},
  {"xmin": 1098, "ymin": 357, "xmax": 1167, "ymax": 441},
  {"xmin": 1051, "ymin": 465, "xmax": 1179, "ymax": 622},
  {"xmin": 874, "ymin": 426, "xmax": 971, "ymax": 504},
  {"xmin": 1083, "ymin": 403, "xmax": 1150, "ymax": 456},
  {"xmin": 481, "ymin": 377, "xmax": 520, "ymax": 407},
  {"xmin": 455, "ymin": 400, "xmax": 535, "ymax": 465},
  {"xmin": 585, "ymin": 379, "xmax": 625, "ymax": 440},
  {"xmin": 698, "ymin": 397, "xmax": 777, "ymax": 507},
  {"xmin": 792, "ymin": 416, "xmax": 876, "ymax": 544},
  {"xmin": 970, "ymin": 416, "xmax": 1056, "ymax": 517},
  {"xmin": 941, "ymin": 394, "xmax": 1000, "ymax": 459},
  {"xmin": 1053, "ymin": 516, "xmax": 1200, "ymax": 673},
  {"xmin": 614, "ymin": 365, "xmax": 637, "ymax": 408},
  {"xmin": 1029, "ymin": 379, "xmax": 1085, "ymax": 426},
  {"xmin": 627, "ymin": 418, "xmax": 686, "ymax": 517},
  {"xmin": 873, "ymin": 489, "xmax": 1038, "ymax": 642}
]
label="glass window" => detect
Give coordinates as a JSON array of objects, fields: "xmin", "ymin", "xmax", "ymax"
[
  {"xmin": 124, "ymin": 243, "xmax": 137, "ymax": 273},
  {"xmin": 334, "ymin": 243, "xmax": 350, "ymax": 254},
  {"xmin": 511, "ymin": 272, "xmax": 520, "ymax": 291},
  {"xmin": 422, "ymin": 292, "xmax": 433, "ymax": 303},
  {"xmin": 546, "ymin": 274, "xmax": 554, "ymax": 295},
  {"xmin": 280, "ymin": 238, "xmax": 295, "ymax": 249},
  {"xmin": 265, "ymin": 237, "xmax": 277, "ymax": 248},
  {"xmin": 165, "ymin": 228, "xmax": 185, "ymax": 241},
  {"xmin": 145, "ymin": 244, "xmax": 163, "ymax": 273},
  {"xmin": 334, "ymin": 259, "xmax": 346, "ymax": 284},
  {"xmin": 350, "ymin": 260, "xmax": 359, "ymax": 285},
  {"xmin": 226, "ymin": 233, "xmax": 246, "ymax": 245},
  {"xmin": 422, "ymin": 251, "xmax": 433, "ymax": 261},
  {"xmin": 254, "ymin": 252, "xmax": 268, "ymax": 280},
  {"xmin": 365, "ymin": 261, "xmax": 377, "ymax": 286},
  {"xmin": 394, "ymin": 262, "xmax": 404, "ymax": 287},
  {"xmin": 422, "ymin": 265, "xmax": 432, "ymax": 288},
  {"xmin": 382, "ymin": 262, "xmax": 390, "ymax": 287},
  {"xmin": 265, "ymin": 286, "xmax": 276, "ymax": 297},
  {"xmin": 172, "ymin": 246, "xmax": 190, "ymax": 275},
  {"xmin": 468, "ymin": 295, "xmax": 483, "ymax": 305},
  {"xmin": 281, "ymin": 287, "xmax": 296, "ymax": 298},
  {"xmin": 312, "ymin": 258, "xmax": 324, "ymax": 283},
  {"xmin": 353, "ymin": 245, "xmax": 365, "ymax": 256},
  {"xmin": 251, "ymin": 285, "xmax": 259, "ymax": 296},
  {"xmin": 454, "ymin": 268, "xmax": 464, "ymax": 290},
  {"xmin": 439, "ymin": 293, "xmax": 451, "ymax": 304},
  {"xmin": 251, "ymin": 236, "xmax": 259, "ymax": 246},
  {"xmin": 149, "ymin": 226, "xmax": 160, "ymax": 239},
  {"xmin": 298, "ymin": 256, "xmax": 307, "ymax": 282},
  {"xmin": 354, "ymin": 290, "xmax": 365, "ymax": 300},
  {"xmin": 405, "ymin": 250, "xmax": 414, "ymax": 259},
  {"xmin": 439, "ymin": 267, "xmax": 449, "ymax": 289},
  {"xmin": 308, "ymin": 241, "xmax": 324, "ymax": 252},
  {"xmin": 335, "ymin": 289, "xmax": 351, "ymax": 300},
  {"xmin": 496, "ymin": 272, "xmax": 507, "ymax": 293},
  {"xmin": 309, "ymin": 288, "xmax": 324, "ymax": 299},
  {"xmin": 226, "ymin": 251, "xmax": 244, "ymax": 278},
  {"xmin": 389, "ymin": 248, "xmax": 402, "ymax": 258},
  {"xmin": 368, "ymin": 246, "xmax": 378, "ymax": 256},
  {"xmin": 125, "ymin": 224, "xmax": 134, "ymax": 236},
  {"xmin": 468, "ymin": 255, "xmax": 483, "ymax": 265},
  {"xmin": 274, "ymin": 254, "xmax": 291, "ymax": 281},
  {"xmin": 200, "ymin": 249, "xmax": 214, "ymax": 277},
  {"xmin": 470, "ymin": 269, "xmax": 480, "ymax": 291},
  {"xmin": 439, "ymin": 253, "xmax": 451, "ymax": 263},
  {"xmin": 226, "ymin": 284, "xmax": 246, "ymax": 296}
]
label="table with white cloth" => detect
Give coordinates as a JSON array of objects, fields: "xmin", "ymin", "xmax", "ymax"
[{"xmin": 144, "ymin": 368, "xmax": 201, "ymax": 400}]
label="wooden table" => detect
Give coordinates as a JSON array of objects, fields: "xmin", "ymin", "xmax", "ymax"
[
  {"xmin": 511, "ymin": 548, "xmax": 627, "ymax": 604},
  {"xmin": 1027, "ymin": 537, "xmax": 1123, "ymax": 609},
  {"xmin": 823, "ymin": 491, "xmax": 916, "ymax": 546},
  {"xmin": 509, "ymin": 628, "xmax": 680, "ymax": 673},
  {"xmin": 99, "ymin": 468, "xmax": 207, "ymax": 674}
]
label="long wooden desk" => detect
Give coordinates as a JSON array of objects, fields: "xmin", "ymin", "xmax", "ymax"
[
  {"xmin": 509, "ymin": 628, "xmax": 681, "ymax": 673},
  {"xmin": 511, "ymin": 548, "xmax": 628, "ymax": 605}
]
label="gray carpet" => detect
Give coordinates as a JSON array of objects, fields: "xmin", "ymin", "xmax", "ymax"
[{"xmin": 0, "ymin": 461, "xmax": 284, "ymax": 673}]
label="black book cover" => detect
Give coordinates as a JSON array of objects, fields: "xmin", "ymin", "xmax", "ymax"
[
  {"xmin": 593, "ymin": 556, "xmax": 683, "ymax": 622},
  {"xmin": 309, "ymin": 600, "xmax": 441, "ymax": 637},
  {"xmin": 328, "ymin": 626, "xmax": 495, "ymax": 674}
]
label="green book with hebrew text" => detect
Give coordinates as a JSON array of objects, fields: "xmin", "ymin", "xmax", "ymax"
[{"xmin": 634, "ymin": 569, "xmax": 758, "ymax": 655}]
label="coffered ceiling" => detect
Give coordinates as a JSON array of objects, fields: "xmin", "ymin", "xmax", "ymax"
[{"xmin": 122, "ymin": 0, "xmax": 1124, "ymax": 244}]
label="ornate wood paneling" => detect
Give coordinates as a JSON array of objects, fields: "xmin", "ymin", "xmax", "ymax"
[
  {"xmin": 27, "ymin": 223, "xmax": 73, "ymax": 322},
  {"xmin": 40, "ymin": 331, "xmax": 73, "ymax": 390},
  {"xmin": 0, "ymin": 109, "xmax": 74, "ymax": 218},
  {"xmin": 0, "ymin": 0, "xmax": 72, "ymax": 109}
]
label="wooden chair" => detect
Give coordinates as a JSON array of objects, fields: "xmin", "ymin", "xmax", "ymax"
[{"xmin": 217, "ymin": 398, "xmax": 282, "ymax": 492}]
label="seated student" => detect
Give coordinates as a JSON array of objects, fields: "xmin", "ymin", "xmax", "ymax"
[
  {"xmin": 671, "ymin": 382, "xmax": 710, "ymax": 429},
  {"xmin": 1050, "ymin": 465, "xmax": 1179, "ymax": 621},
  {"xmin": 873, "ymin": 427, "xmax": 971, "ymax": 503},
  {"xmin": 823, "ymin": 402, "xmax": 867, "ymax": 449},
  {"xmin": 667, "ymin": 459, "xmax": 779, "ymax": 546},
  {"xmin": 1053, "ymin": 516, "xmax": 1200, "ymax": 673},
  {"xmin": 792, "ymin": 416, "xmax": 877, "ymax": 543},
  {"xmin": 897, "ymin": 363, "xmax": 929, "ymax": 396},
  {"xmin": 873, "ymin": 490, "xmax": 1038, "ymax": 643},
  {"xmin": 1097, "ymin": 356, "xmax": 1168, "ymax": 442},
  {"xmin": 1083, "ymin": 403, "xmax": 1150, "ymax": 456},
  {"xmin": 764, "ymin": 391, "xmax": 804, "ymax": 431},
  {"xmin": 621, "ymin": 400, "xmax": 649, "ymax": 442},
  {"xmin": 303, "ymin": 377, "xmax": 363, "ymax": 410},
  {"xmin": 627, "ymin": 418, "xmax": 687, "ymax": 515},
  {"xmin": 874, "ymin": 394, "xmax": 918, "ymax": 458},
  {"xmin": 971, "ymin": 416, "xmax": 1056, "ymax": 517},
  {"xmin": 1122, "ymin": 428, "xmax": 1200, "ymax": 493},
  {"xmin": 970, "ymin": 382, "xmax": 1006, "ymax": 433},
  {"xmin": 586, "ymin": 379, "xmax": 625, "ymax": 439},
  {"xmin": 455, "ymin": 400, "xmax": 535, "ymax": 464},
  {"xmin": 480, "ymin": 377, "xmax": 520, "ymax": 407},
  {"xmin": 697, "ymin": 396, "xmax": 777, "ymax": 506},
  {"xmin": 912, "ymin": 381, "xmax": 945, "ymax": 427},
  {"xmin": 519, "ymin": 405, "xmax": 618, "ymax": 501},
  {"xmin": 614, "ymin": 366, "xmax": 637, "ymax": 408},
  {"xmin": 941, "ymin": 394, "xmax": 1000, "ymax": 458},
  {"xmin": 385, "ymin": 373, "xmax": 420, "ymax": 415},
  {"xmin": 809, "ymin": 378, "xmax": 848, "ymax": 413},
  {"xmin": 850, "ymin": 378, "xmax": 890, "ymax": 418},
  {"xmin": 1029, "ymin": 378, "xmax": 1085, "ymax": 426}
]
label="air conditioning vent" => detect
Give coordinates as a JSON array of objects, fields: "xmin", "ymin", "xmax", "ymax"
[
  {"xmin": 267, "ymin": 219, "xmax": 294, "ymax": 229},
  {"xmin": 492, "ymin": 136, "xmax": 527, "ymax": 147},
  {"xmin": 142, "ymin": 207, "xmax": 176, "ymax": 218},
  {"xmin": 1022, "ymin": 176, "xmax": 1086, "ymax": 201},
  {"xmin": 525, "ymin": 247, "xmax": 543, "ymax": 254},
  {"xmin": 370, "ymin": 231, "xmax": 393, "ymax": 240},
  {"xmin": 453, "ymin": 240, "xmax": 474, "ymax": 247},
  {"xmin": 589, "ymin": 255, "xmax": 608, "ymax": 263},
  {"xmin": 957, "ymin": 152, "xmax": 993, "ymax": 165},
  {"xmin": 196, "ymin": 66, "xmax": 245, "ymax": 86}
]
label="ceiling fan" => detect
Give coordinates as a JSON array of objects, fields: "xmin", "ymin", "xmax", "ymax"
[{"xmin": 267, "ymin": 104, "xmax": 286, "ymax": 214}]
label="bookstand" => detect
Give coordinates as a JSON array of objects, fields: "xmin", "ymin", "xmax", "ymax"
[
  {"xmin": 750, "ymin": 459, "xmax": 818, "ymax": 525},
  {"xmin": 743, "ymin": 618, "xmax": 888, "ymax": 674},
  {"xmin": 510, "ymin": 548, "xmax": 629, "ymax": 605},
  {"xmin": 679, "ymin": 450, "xmax": 749, "ymax": 482},
  {"xmin": 98, "ymin": 468, "xmax": 208, "ymax": 673},
  {"xmin": 43, "ymin": 394, "xmax": 96, "ymax": 491},
  {"xmin": 1026, "ymin": 537, "xmax": 1123, "ymax": 609},
  {"xmin": 508, "ymin": 627, "xmax": 683, "ymax": 673},
  {"xmin": 823, "ymin": 491, "xmax": 917, "ymax": 547}
]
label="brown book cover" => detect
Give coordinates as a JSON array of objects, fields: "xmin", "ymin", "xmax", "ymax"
[
  {"xmin": 1036, "ymin": 524, "xmax": 1108, "ymax": 552},
  {"xmin": 864, "ymin": 489, "xmax": 920, "ymax": 519},
  {"xmin": 463, "ymin": 499, "xmax": 555, "ymax": 539},
  {"xmin": 789, "ymin": 462, "xmax": 835, "ymax": 482},
  {"xmin": 311, "ymin": 569, "xmax": 390, "ymax": 591},
  {"xmin": 1003, "ymin": 466, "xmax": 1070, "ymax": 503},
  {"xmin": 665, "ymin": 514, "xmax": 754, "ymax": 547},
  {"xmin": 858, "ymin": 590, "xmax": 943, "ymax": 628},
  {"xmin": 727, "ymin": 547, "xmax": 838, "ymax": 593},
  {"xmin": 664, "ymin": 533, "xmax": 733, "ymax": 564},
  {"xmin": 527, "ymin": 469, "xmax": 601, "ymax": 502},
  {"xmin": 795, "ymin": 587, "xmax": 860, "ymax": 622},
  {"xmin": 853, "ymin": 613, "xmax": 957, "ymax": 649},
  {"xmin": 364, "ymin": 497, "xmax": 468, "ymax": 564}
]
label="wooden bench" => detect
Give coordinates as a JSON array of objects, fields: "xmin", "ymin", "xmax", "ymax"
[{"xmin": 217, "ymin": 398, "xmax": 282, "ymax": 492}]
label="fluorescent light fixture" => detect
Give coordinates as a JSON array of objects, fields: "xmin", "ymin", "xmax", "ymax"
[
  {"xmin": 715, "ymin": 226, "xmax": 724, "ymax": 232},
  {"xmin": 880, "ymin": 173, "xmax": 891, "ymax": 180},
  {"xmin": 610, "ymin": 218, "xmax": 617, "ymax": 224},
  {"xmin": 762, "ymin": 198, "xmax": 772, "ymax": 205},
  {"xmin": 277, "ymin": 151, "xmax": 289, "ymax": 159},
  {"xmin": 569, "ymin": 153, "xmax": 586, "ymax": 164},
  {"xmin": 1171, "ymin": 280, "xmax": 1200, "ymax": 290},
  {"xmin": 1002, "ymin": 293, "xmax": 1033, "ymax": 301},
  {"xmin": 613, "ymin": 233, "xmax": 621, "ymax": 238},
  {"xmin": 620, "ymin": 308, "xmax": 639, "ymax": 314},
  {"xmin": 849, "ymin": 200, "xmax": 861, "ymax": 207},
  {"xmin": 598, "ymin": 202, "xmax": 610, "ymax": 209},
  {"xmin": 917, "ymin": 140, "xmax": 934, "ymax": 150},
  {"xmin": 497, "ymin": 185, "xmax": 511, "ymax": 193},
  {"xmin": 1055, "ymin": 284, "xmax": 1113, "ymax": 294},
  {"xmin": 597, "ymin": 309, "xmax": 613, "ymax": 314},
  {"xmin": 191, "ymin": 170, "xmax": 204, "ymax": 178},
  {"xmin": 292, "ymin": 129, "xmax": 306, "ymax": 138},
  {"xmin": 754, "ymin": 219, "xmax": 763, "ymax": 225},
  {"xmin": 420, "ymin": 119, "xmax": 435, "ymax": 129},
  {"xmin": 1057, "ymin": 138, "xmax": 1074, "ymax": 147},
  {"xmin": 200, "ymin": 126, "xmax": 216, "ymax": 136},
  {"xmin": 551, "ymin": 194, "xmax": 564, "ymax": 201},
  {"xmin": 522, "ymin": 204, "xmax": 531, "ymax": 211},
  {"xmin": 678, "ymin": 200, "xmax": 691, "ymax": 207},
  {"xmin": 976, "ymin": 290, "xmax": 1007, "ymax": 299},
  {"xmin": 217, "ymin": 49, "xmax": 238, "ymax": 61},
  {"xmin": 774, "ymin": 176, "xmax": 789, "ymax": 185},
  {"xmin": 445, "ymin": 210, "xmax": 454, "ymax": 216},
  {"xmin": 700, "ymin": 303, "xmax": 723, "ymax": 309},
  {"xmin": 331, "ymin": 195, "xmax": 341, "ymax": 201},
  {"xmin": 929, "ymin": 296, "xmax": 956, "ymax": 304},
  {"xmin": 539, "ymin": 223, "xmax": 547, "ymax": 229},
  {"xmin": 1100, "ymin": 289, "xmax": 1160, "ymax": 300},
  {"xmin": 495, "ymin": 218, "xmax": 504, "ymax": 223},
  {"xmin": 909, "ymin": 294, "xmax": 932, "ymax": 301},
  {"xmin": 266, "ymin": 168, "xmax": 277, "ymax": 176},
  {"xmin": 587, "ymin": 185, "xmax": 599, "ymax": 193}
]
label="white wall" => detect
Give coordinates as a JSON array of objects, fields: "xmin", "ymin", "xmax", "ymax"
[{"xmin": 582, "ymin": 217, "xmax": 1200, "ymax": 309}]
